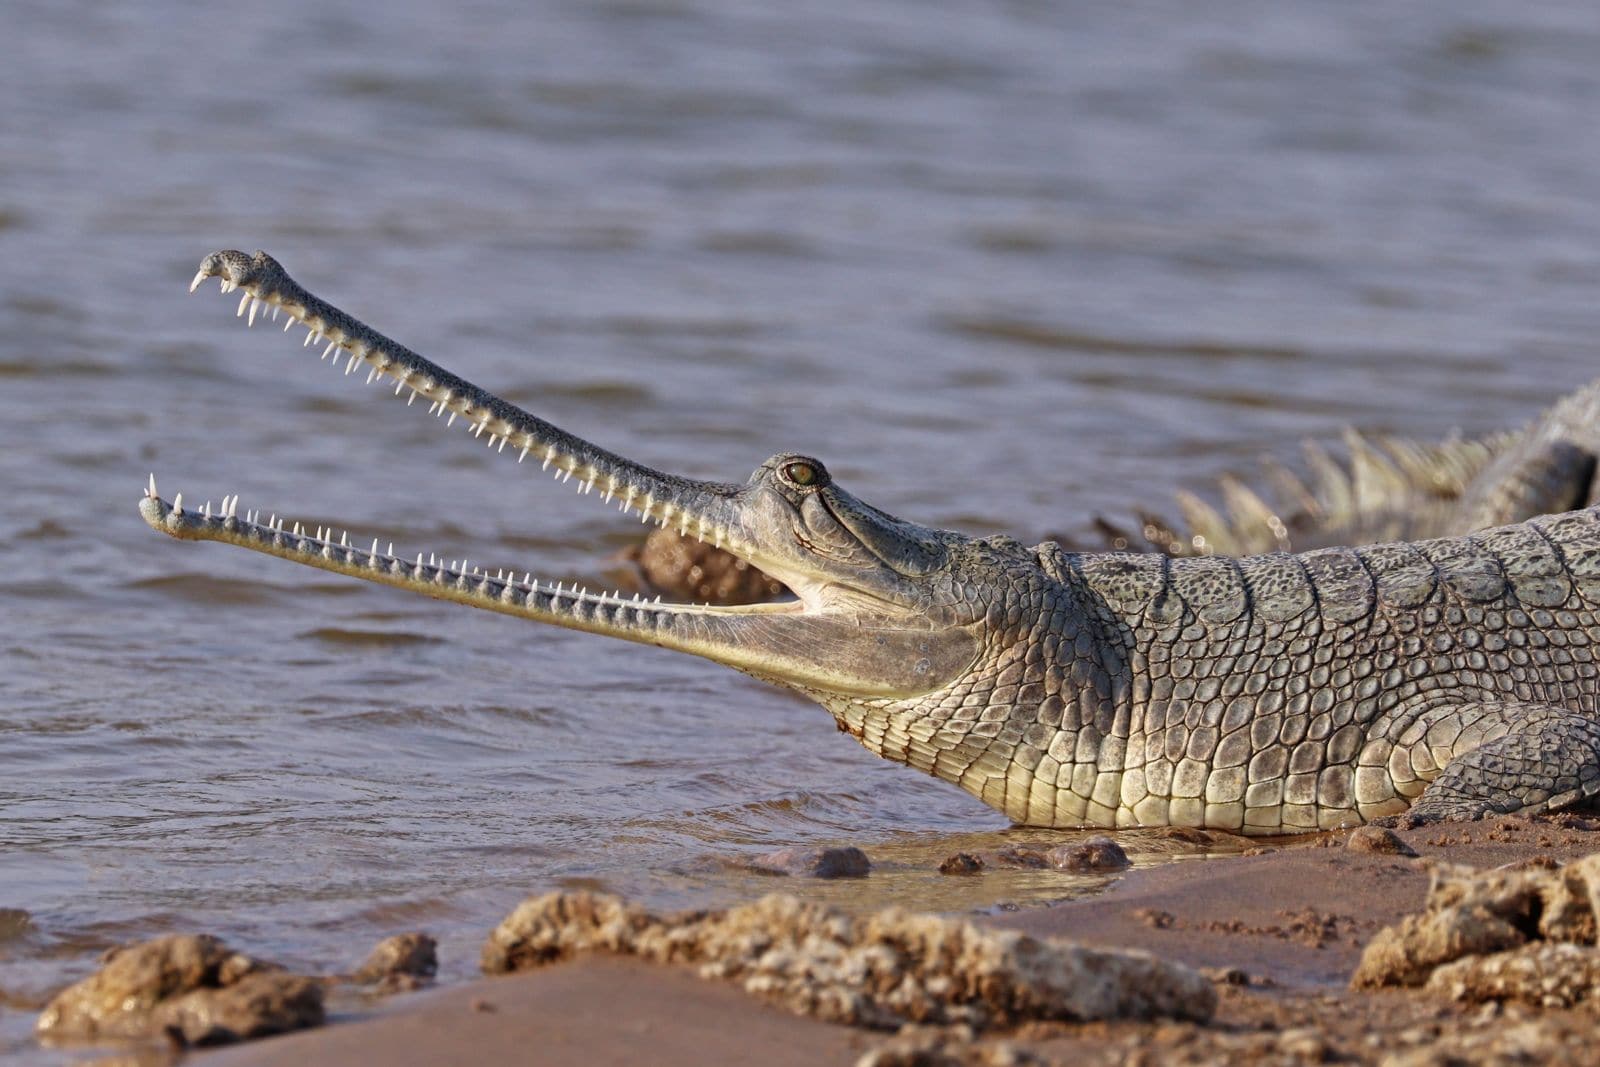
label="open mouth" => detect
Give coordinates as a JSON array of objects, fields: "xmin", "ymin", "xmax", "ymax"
[{"xmin": 139, "ymin": 250, "xmax": 800, "ymax": 633}]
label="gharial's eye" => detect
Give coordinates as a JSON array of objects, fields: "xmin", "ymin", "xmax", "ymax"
[{"xmin": 783, "ymin": 461, "xmax": 820, "ymax": 487}]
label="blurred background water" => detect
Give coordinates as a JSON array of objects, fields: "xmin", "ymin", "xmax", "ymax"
[{"xmin": 4, "ymin": 0, "xmax": 1600, "ymax": 1058}]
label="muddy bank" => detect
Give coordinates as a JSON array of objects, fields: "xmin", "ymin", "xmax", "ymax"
[{"xmin": 188, "ymin": 814, "xmax": 1600, "ymax": 1066}]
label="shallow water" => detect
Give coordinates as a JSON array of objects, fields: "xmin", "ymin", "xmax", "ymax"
[{"xmin": 5, "ymin": 0, "xmax": 1600, "ymax": 1058}]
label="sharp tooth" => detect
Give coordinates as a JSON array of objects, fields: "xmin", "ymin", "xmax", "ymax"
[
  {"xmin": 304, "ymin": 329, "xmax": 316, "ymax": 347},
  {"xmin": 247, "ymin": 297, "xmax": 261, "ymax": 326},
  {"xmin": 323, "ymin": 341, "xmax": 338, "ymax": 360},
  {"xmin": 340, "ymin": 531, "xmax": 350, "ymax": 547},
  {"xmin": 519, "ymin": 444, "xmax": 530, "ymax": 462},
  {"xmin": 447, "ymin": 412, "xmax": 458, "ymax": 427},
  {"xmin": 147, "ymin": 473, "xmax": 157, "ymax": 498},
  {"xmin": 345, "ymin": 354, "xmax": 359, "ymax": 375},
  {"xmin": 189, "ymin": 269, "xmax": 207, "ymax": 293},
  {"xmin": 541, "ymin": 454, "xmax": 553, "ymax": 471},
  {"xmin": 409, "ymin": 389, "xmax": 420, "ymax": 406},
  {"xmin": 202, "ymin": 501, "xmax": 211, "ymax": 518},
  {"xmin": 497, "ymin": 437, "xmax": 507, "ymax": 453},
  {"xmin": 271, "ymin": 305, "xmax": 280, "ymax": 322},
  {"xmin": 236, "ymin": 292, "xmax": 251, "ymax": 317},
  {"xmin": 173, "ymin": 492, "xmax": 184, "ymax": 514},
  {"xmin": 582, "ymin": 478, "xmax": 594, "ymax": 494},
  {"xmin": 394, "ymin": 379, "xmax": 405, "ymax": 395},
  {"xmin": 561, "ymin": 469, "xmax": 572, "ymax": 484},
  {"xmin": 366, "ymin": 367, "xmax": 379, "ymax": 385}
]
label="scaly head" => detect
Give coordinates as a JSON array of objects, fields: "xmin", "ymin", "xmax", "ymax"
[{"xmin": 142, "ymin": 251, "xmax": 989, "ymax": 704}]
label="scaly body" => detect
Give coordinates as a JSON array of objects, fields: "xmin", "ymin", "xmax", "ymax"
[{"xmin": 142, "ymin": 251, "xmax": 1600, "ymax": 833}]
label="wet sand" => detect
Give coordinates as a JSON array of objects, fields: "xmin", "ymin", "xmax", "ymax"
[{"xmin": 199, "ymin": 814, "xmax": 1600, "ymax": 1066}]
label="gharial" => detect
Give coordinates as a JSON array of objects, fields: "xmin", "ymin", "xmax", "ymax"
[{"xmin": 142, "ymin": 250, "xmax": 1600, "ymax": 835}]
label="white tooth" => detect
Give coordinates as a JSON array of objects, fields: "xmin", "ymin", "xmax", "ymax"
[
  {"xmin": 541, "ymin": 454, "xmax": 552, "ymax": 471},
  {"xmin": 314, "ymin": 330, "xmax": 323, "ymax": 344},
  {"xmin": 269, "ymin": 513, "xmax": 277, "ymax": 528},
  {"xmin": 371, "ymin": 538, "xmax": 379, "ymax": 557},
  {"xmin": 519, "ymin": 444, "xmax": 530, "ymax": 463},
  {"xmin": 147, "ymin": 473, "xmax": 157, "ymax": 498},
  {"xmin": 366, "ymin": 367, "xmax": 379, "ymax": 385},
  {"xmin": 603, "ymin": 486, "xmax": 614, "ymax": 504},
  {"xmin": 394, "ymin": 379, "xmax": 405, "ymax": 395},
  {"xmin": 523, "ymin": 572, "xmax": 531, "ymax": 586},
  {"xmin": 189, "ymin": 269, "xmax": 207, "ymax": 293},
  {"xmin": 345, "ymin": 354, "xmax": 358, "ymax": 375},
  {"xmin": 237, "ymin": 292, "xmax": 251, "ymax": 317},
  {"xmin": 561, "ymin": 469, "xmax": 572, "ymax": 484},
  {"xmin": 497, "ymin": 437, "xmax": 507, "ymax": 453},
  {"xmin": 582, "ymin": 478, "xmax": 594, "ymax": 494},
  {"xmin": 271, "ymin": 305, "xmax": 280, "ymax": 322},
  {"xmin": 294, "ymin": 522, "xmax": 303, "ymax": 536},
  {"xmin": 409, "ymin": 389, "xmax": 419, "ymax": 406},
  {"xmin": 340, "ymin": 531, "xmax": 349, "ymax": 547},
  {"xmin": 447, "ymin": 412, "xmax": 458, "ymax": 427},
  {"xmin": 247, "ymin": 297, "xmax": 260, "ymax": 327},
  {"xmin": 323, "ymin": 341, "xmax": 338, "ymax": 360},
  {"xmin": 202, "ymin": 501, "xmax": 212, "ymax": 518},
  {"xmin": 388, "ymin": 543, "xmax": 394, "ymax": 556},
  {"xmin": 304, "ymin": 329, "xmax": 315, "ymax": 347},
  {"xmin": 173, "ymin": 492, "xmax": 184, "ymax": 514},
  {"xmin": 472, "ymin": 421, "xmax": 484, "ymax": 438}
]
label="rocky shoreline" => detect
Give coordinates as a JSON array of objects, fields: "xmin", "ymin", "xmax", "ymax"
[{"xmin": 28, "ymin": 813, "xmax": 1600, "ymax": 1066}]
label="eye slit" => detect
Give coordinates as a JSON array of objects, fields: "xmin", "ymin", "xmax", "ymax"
[{"xmin": 783, "ymin": 461, "xmax": 818, "ymax": 487}]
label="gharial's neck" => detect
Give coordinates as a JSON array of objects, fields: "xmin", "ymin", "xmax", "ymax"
[{"xmin": 814, "ymin": 554, "xmax": 1135, "ymax": 825}]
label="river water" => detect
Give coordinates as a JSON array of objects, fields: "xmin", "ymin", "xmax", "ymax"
[{"xmin": 5, "ymin": 0, "xmax": 1600, "ymax": 1058}]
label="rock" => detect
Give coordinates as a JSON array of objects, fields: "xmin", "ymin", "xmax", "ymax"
[
  {"xmin": 749, "ymin": 846, "xmax": 871, "ymax": 879},
  {"xmin": 1351, "ymin": 852, "xmax": 1600, "ymax": 992},
  {"xmin": 939, "ymin": 853, "xmax": 985, "ymax": 876},
  {"xmin": 1345, "ymin": 825, "xmax": 1418, "ymax": 857},
  {"xmin": 1426, "ymin": 942, "xmax": 1600, "ymax": 1009},
  {"xmin": 1048, "ymin": 836, "xmax": 1131, "ymax": 873},
  {"xmin": 1350, "ymin": 903, "xmax": 1526, "ymax": 989},
  {"xmin": 35, "ymin": 934, "xmax": 323, "ymax": 1046},
  {"xmin": 626, "ymin": 529, "xmax": 786, "ymax": 605},
  {"xmin": 355, "ymin": 932, "xmax": 438, "ymax": 985},
  {"xmin": 156, "ymin": 972, "xmax": 325, "ymax": 1046},
  {"xmin": 482, "ymin": 891, "xmax": 1216, "ymax": 1029}
]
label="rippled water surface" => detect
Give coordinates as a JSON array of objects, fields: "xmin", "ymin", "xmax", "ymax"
[{"xmin": 6, "ymin": 0, "xmax": 1600, "ymax": 1058}]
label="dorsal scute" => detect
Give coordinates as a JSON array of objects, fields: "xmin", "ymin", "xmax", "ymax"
[
  {"xmin": 1298, "ymin": 547, "xmax": 1375, "ymax": 624},
  {"xmin": 1239, "ymin": 554, "xmax": 1313, "ymax": 622},
  {"xmin": 1356, "ymin": 542, "xmax": 1437, "ymax": 610},
  {"xmin": 1471, "ymin": 522, "xmax": 1572, "ymax": 608},
  {"xmin": 1531, "ymin": 510, "xmax": 1600, "ymax": 603},
  {"xmin": 1077, "ymin": 552, "xmax": 1166, "ymax": 613},
  {"xmin": 1168, "ymin": 556, "xmax": 1248, "ymax": 626},
  {"xmin": 1412, "ymin": 535, "xmax": 1507, "ymax": 603}
]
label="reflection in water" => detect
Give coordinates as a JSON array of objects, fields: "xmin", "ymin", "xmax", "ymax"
[{"xmin": 5, "ymin": 0, "xmax": 1600, "ymax": 1060}]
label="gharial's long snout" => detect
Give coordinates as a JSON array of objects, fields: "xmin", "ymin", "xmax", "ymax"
[{"xmin": 141, "ymin": 251, "xmax": 979, "ymax": 700}]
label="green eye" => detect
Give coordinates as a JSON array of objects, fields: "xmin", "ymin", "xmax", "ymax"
[{"xmin": 784, "ymin": 462, "xmax": 818, "ymax": 487}]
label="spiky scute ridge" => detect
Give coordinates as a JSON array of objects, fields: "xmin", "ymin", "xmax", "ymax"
[
  {"xmin": 481, "ymin": 891, "xmax": 1216, "ymax": 1029},
  {"xmin": 1092, "ymin": 429, "xmax": 1520, "ymax": 558}
]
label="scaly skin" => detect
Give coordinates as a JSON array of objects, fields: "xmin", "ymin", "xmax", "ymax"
[{"xmin": 142, "ymin": 251, "xmax": 1600, "ymax": 834}]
